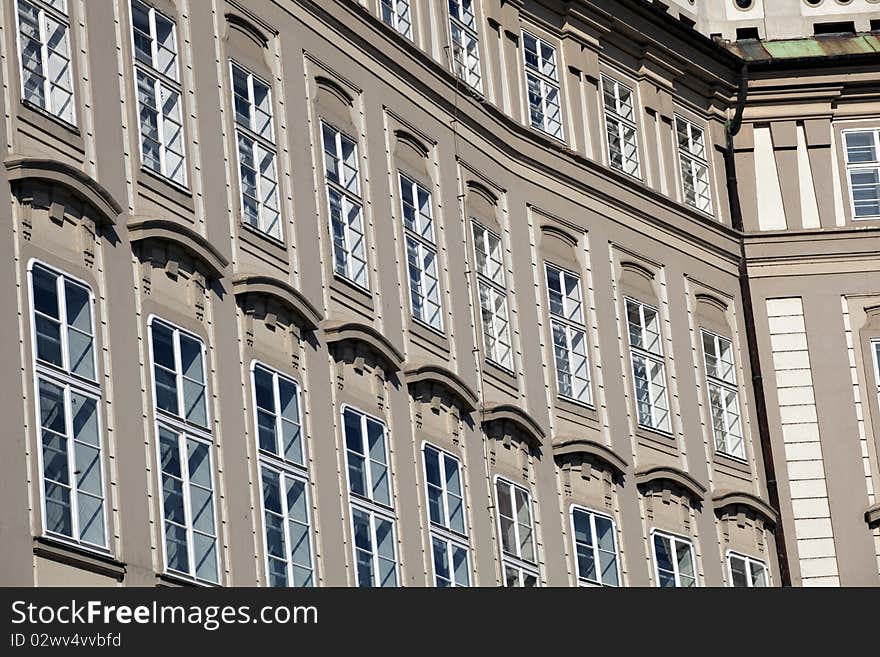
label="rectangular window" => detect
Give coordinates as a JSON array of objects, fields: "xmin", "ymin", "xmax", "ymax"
[
  {"xmin": 380, "ymin": 0, "xmax": 412, "ymax": 40},
  {"xmin": 16, "ymin": 0, "xmax": 74, "ymax": 124},
  {"xmin": 676, "ymin": 117, "xmax": 712, "ymax": 214},
  {"xmin": 260, "ymin": 465, "xmax": 314, "ymax": 587},
  {"xmin": 602, "ymin": 76, "xmax": 640, "ymax": 178},
  {"xmin": 149, "ymin": 319, "xmax": 208, "ymax": 429},
  {"xmin": 400, "ymin": 173, "xmax": 443, "ymax": 331},
  {"xmin": 472, "ymin": 221, "xmax": 512, "ymax": 370},
  {"xmin": 522, "ymin": 31, "xmax": 562, "ymax": 140},
  {"xmin": 448, "ymin": 0, "xmax": 481, "ymax": 92},
  {"xmin": 873, "ymin": 339, "xmax": 880, "ymax": 407},
  {"xmin": 322, "ymin": 122, "xmax": 368, "ymax": 289},
  {"xmin": 625, "ymin": 298, "xmax": 670, "ymax": 433},
  {"xmin": 231, "ymin": 62, "xmax": 280, "ymax": 238},
  {"xmin": 571, "ymin": 507, "xmax": 619, "ymax": 586},
  {"xmin": 843, "ymin": 129, "xmax": 880, "ymax": 219},
  {"xmin": 728, "ymin": 552, "xmax": 767, "ymax": 587},
  {"xmin": 546, "ymin": 263, "xmax": 591, "ymax": 404},
  {"xmin": 652, "ymin": 530, "xmax": 696, "ymax": 588},
  {"xmin": 423, "ymin": 444, "xmax": 470, "ymax": 587},
  {"xmin": 30, "ymin": 263, "xmax": 105, "ymax": 549},
  {"xmin": 130, "ymin": 0, "xmax": 185, "ymax": 185},
  {"xmin": 495, "ymin": 478, "xmax": 539, "ymax": 586},
  {"xmin": 252, "ymin": 364, "xmax": 304, "ymax": 466},
  {"xmin": 702, "ymin": 331, "xmax": 744, "ymax": 460},
  {"xmin": 158, "ymin": 426, "xmax": 218, "ymax": 583},
  {"xmin": 343, "ymin": 407, "xmax": 397, "ymax": 587}
]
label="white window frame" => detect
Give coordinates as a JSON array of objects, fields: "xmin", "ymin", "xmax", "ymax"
[
  {"xmin": 494, "ymin": 476, "xmax": 540, "ymax": 586},
  {"xmin": 701, "ymin": 330, "xmax": 745, "ymax": 460},
  {"xmin": 399, "ymin": 173, "xmax": 443, "ymax": 332},
  {"xmin": 472, "ymin": 221, "xmax": 513, "ymax": 370},
  {"xmin": 625, "ymin": 297, "xmax": 671, "ymax": 433},
  {"xmin": 727, "ymin": 551, "xmax": 768, "ymax": 588},
  {"xmin": 601, "ymin": 75, "xmax": 640, "ymax": 179},
  {"xmin": 545, "ymin": 262, "xmax": 591, "ymax": 405},
  {"xmin": 447, "ymin": 0, "xmax": 482, "ymax": 92},
  {"xmin": 380, "ymin": 0, "xmax": 412, "ymax": 40},
  {"xmin": 231, "ymin": 60, "xmax": 281, "ymax": 239},
  {"xmin": 569, "ymin": 505, "xmax": 620, "ymax": 587},
  {"xmin": 251, "ymin": 361, "xmax": 305, "ymax": 466},
  {"xmin": 675, "ymin": 115, "xmax": 713, "ymax": 215},
  {"xmin": 258, "ymin": 462, "xmax": 315, "ymax": 587},
  {"xmin": 342, "ymin": 406, "xmax": 398, "ymax": 587},
  {"xmin": 321, "ymin": 121, "xmax": 369, "ymax": 290},
  {"xmin": 148, "ymin": 316, "xmax": 218, "ymax": 584},
  {"xmin": 521, "ymin": 31, "xmax": 563, "ymax": 141},
  {"xmin": 15, "ymin": 0, "xmax": 75, "ymax": 125},
  {"xmin": 842, "ymin": 128, "xmax": 880, "ymax": 220},
  {"xmin": 129, "ymin": 0, "xmax": 186, "ymax": 186},
  {"xmin": 423, "ymin": 442, "xmax": 470, "ymax": 587},
  {"xmin": 650, "ymin": 529, "xmax": 697, "ymax": 588},
  {"xmin": 28, "ymin": 261, "xmax": 107, "ymax": 551},
  {"xmin": 872, "ymin": 339, "xmax": 880, "ymax": 409}
]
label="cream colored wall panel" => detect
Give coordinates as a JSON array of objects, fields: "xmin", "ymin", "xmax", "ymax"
[
  {"xmin": 796, "ymin": 125, "xmax": 821, "ymax": 230},
  {"xmin": 754, "ymin": 127, "xmax": 787, "ymax": 231}
]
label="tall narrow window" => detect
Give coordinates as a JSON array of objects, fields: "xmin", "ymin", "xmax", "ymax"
[
  {"xmin": 495, "ymin": 478, "xmax": 539, "ymax": 587},
  {"xmin": 676, "ymin": 117, "xmax": 712, "ymax": 214},
  {"xmin": 652, "ymin": 531, "xmax": 696, "ymax": 588},
  {"xmin": 448, "ymin": 0, "xmax": 481, "ymax": 92},
  {"xmin": 423, "ymin": 444, "xmax": 470, "ymax": 587},
  {"xmin": 30, "ymin": 263, "xmax": 105, "ymax": 549},
  {"xmin": 149, "ymin": 318, "xmax": 218, "ymax": 583},
  {"xmin": 130, "ymin": 0, "xmax": 185, "ymax": 185},
  {"xmin": 727, "ymin": 552, "xmax": 767, "ymax": 587},
  {"xmin": 231, "ymin": 62, "xmax": 280, "ymax": 239},
  {"xmin": 343, "ymin": 407, "xmax": 398, "ymax": 587},
  {"xmin": 522, "ymin": 32, "xmax": 562, "ymax": 140},
  {"xmin": 571, "ymin": 507, "xmax": 619, "ymax": 586},
  {"xmin": 546, "ymin": 263, "xmax": 591, "ymax": 404},
  {"xmin": 472, "ymin": 221, "xmax": 512, "ymax": 370},
  {"xmin": 625, "ymin": 298, "xmax": 670, "ymax": 432},
  {"xmin": 380, "ymin": 0, "xmax": 412, "ymax": 40},
  {"xmin": 16, "ymin": 0, "xmax": 74, "ymax": 124},
  {"xmin": 253, "ymin": 364, "xmax": 313, "ymax": 587},
  {"xmin": 702, "ymin": 331, "xmax": 744, "ymax": 459},
  {"xmin": 322, "ymin": 122, "xmax": 369, "ymax": 290},
  {"xmin": 873, "ymin": 339, "xmax": 880, "ymax": 408},
  {"xmin": 602, "ymin": 76, "xmax": 640, "ymax": 178},
  {"xmin": 400, "ymin": 173, "xmax": 443, "ymax": 331},
  {"xmin": 843, "ymin": 129, "xmax": 880, "ymax": 219}
]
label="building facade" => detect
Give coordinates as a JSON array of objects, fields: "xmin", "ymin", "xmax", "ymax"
[{"xmin": 0, "ymin": 0, "xmax": 877, "ymax": 588}]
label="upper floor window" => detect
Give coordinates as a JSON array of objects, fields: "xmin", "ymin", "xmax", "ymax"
[
  {"xmin": 496, "ymin": 478, "xmax": 539, "ymax": 587},
  {"xmin": 472, "ymin": 221, "xmax": 512, "ymax": 370},
  {"xmin": 728, "ymin": 552, "xmax": 767, "ymax": 587},
  {"xmin": 676, "ymin": 117, "xmax": 712, "ymax": 214},
  {"xmin": 423, "ymin": 444, "xmax": 470, "ymax": 587},
  {"xmin": 702, "ymin": 331, "xmax": 744, "ymax": 460},
  {"xmin": 602, "ymin": 76, "xmax": 640, "ymax": 178},
  {"xmin": 400, "ymin": 173, "xmax": 443, "ymax": 331},
  {"xmin": 652, "ymin": 530, "xmax": 696, "ymax": 588},
  {"xmin": 546, "ymin": 263, "xmax": 591, "ymax": 405},
  {"xmin": 522, "ymin": 32, "xmax": 562, "ymax": 140},
  {"xmin": 130, "ymin": 0, "xmax": 186, "ymax": 186},
  {"xmin": 16, "ymin": 0, "xmax": 74, "ymax": 124},
  {"xmin": 448, "ymin": 0, "xmax": 481, "ymax": 92},
  {"xmin": 253, "ymin": 364, "xmax": 304, "ymax": 466},
  {"xmin": 321, "ymin": 122, "xmax": 369, "ymax": 290},
  {"xmin": 343, "ymin": 407, "xmax": 398, "ymax": 587},
  {"xmin": 29, "ymin": 263, "xmax": 106, "ymax": 550},
  {"xmin": 231, "ymin": 62, "xmax": 280, "ymax": 239},
  {"xmin": 149, "ymin": 318, "xmax": 217, "ymax": 584},
  {"xmin": 149, "ymin": 319, "xmax": 208, "ymax": 429},
  {"xmin": 843, "ymin": 129, "xmax": 880, "ymax": 219},
  {"xmin": 625, "ymin": 298, "xmax": 670, "ymax": 433},
  {"xmin": 31, "ymin": 263, "xmax": 96, "ymax": 381},
  {"xmin": 571, "ymin": 507, "xmax": 619, "ymax": 586},
  {"xmin": 381, "ymin": 0, "xmax": 412, "ymax": 40}
]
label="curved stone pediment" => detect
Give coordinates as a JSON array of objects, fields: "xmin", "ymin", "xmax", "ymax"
[{"xmin": 233, "ymin": 274, "xmax": 323, "ymax": 331}]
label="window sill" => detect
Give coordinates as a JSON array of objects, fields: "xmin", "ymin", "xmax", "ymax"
[
  {"xmin": 408, "ymin": 318, "xmax": 449, "ymax": 357},
  {"xmin": 482, "ymin": 359, "xmax": 519, "ymax": 396},
  {"xmin": 329, "ymin": 275, "xmax": 374, "ymax": 316},
  {"xmin": 238, "ymin": 219, "xmax": 289, "ymax": 266},
  {"xmin": 714, "ymin": 452, "xmax": 752, "ymax": 479},
  {"xmin": 18, "ymin": 100, "xmax": 84, "ymax": 153},
  {"xmin": 157, "ymin": 571, "xmax": 218, "ymax": 588},
  {"xmin": 554, "ymin": 396, "xmax": 601, "ymax": 430},
  {"xmin": 136, "ymin": 166, "xmax": 194, "ymax": 214},
  {"xmin": 33, "ymin": 535, "xmax": 125, "ymax": 581},
  {"xmin": 635, "ymin": 426, "xmax": 678, "ymax": 457}
]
